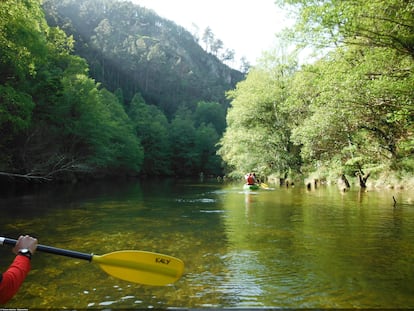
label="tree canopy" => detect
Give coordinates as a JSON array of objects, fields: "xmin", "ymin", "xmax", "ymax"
[
  {"xmin": 0, "ymin": 0, "xmax": 228, "ymax": 181},
  {"xmin": 218, "ymin": 0, "xmax": 413, "ymax": 185},
  {"xmin": 2, "ymin": 0, "xmax": 412, "ymax": 185},
  {"xmin": 276, "ymin": 0, "xmax": 414, "ymax": 58}
]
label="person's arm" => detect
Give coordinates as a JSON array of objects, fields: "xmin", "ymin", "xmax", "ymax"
[
  {"xmin": 0, "ymin": 255, "xmax": 31, "ymax": 304},
  {"xmin": 0, "ymin": 235, "xmax": 37, "ymax": 304}
]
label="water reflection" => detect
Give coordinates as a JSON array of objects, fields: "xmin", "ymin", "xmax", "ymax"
[
  {"xmin": 0, "ymin": 180, "xmax": 413, "ymax": 308},
  {"xmin": 221, "ymin": 186, "xmax": 414, "ymax": 308}
]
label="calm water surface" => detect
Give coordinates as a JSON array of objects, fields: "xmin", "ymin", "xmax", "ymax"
[{"xmin": 0, "ymin": 179, "xmax": 413, "ymax": 309}]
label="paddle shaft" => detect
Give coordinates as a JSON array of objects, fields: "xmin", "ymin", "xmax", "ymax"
[{"xmin": 0, "ymin": 237, "xmax": 93, "ymax": 261}]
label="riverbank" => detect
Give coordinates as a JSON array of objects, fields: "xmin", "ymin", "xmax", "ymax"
[{"xmin": 268, "ymin": 171, "xmax": 414, "ymax": 192}]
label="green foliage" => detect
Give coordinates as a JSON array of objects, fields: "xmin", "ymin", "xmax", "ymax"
[
  {"xmin": 288, "ymin": 44, "xmax": 413, "ymax": 176},
  {"xmin": 4, "ymin": 0, "xmax": 411, "ymax": 183},
  {"xmin": 0, "ymin": 86, "xmax": 35, "ymax": 169},
  {"xmin": 276, "ymin": 0, "xmax": 414, "ymax": 58},
  {"xmin": 194, "ymin": 101, "xmax": 227, "ymax": 135},
  {"xmin": 0, "ymin": 86, "xmax": 34, "ymax": 135},
  {"xmin": 218, "ymin": 56, "xmax": 300, "ymax": 177},
  {"xmin": 96, "ymin": 89, "xmax": 144, "ymax": 173},
  {"xmin": 170, "ymin": 108, "xmax": 198, "ymax": 175},
  {"xmin": 0, "ymin": 0, "xmax": 145, "ymax": 179},
  {"xmin": 42, "ymin": 0, "xmax": 244, "ymax": 118},
  {"xmin": 128, "ymin": 93, "xmax": 171, "ymax": 176},
  {"xmin": 0, "ymin": 0, "xmax": 49, "ymax": 80},
  {"xmin": 219, "ymin": 0, "xmax": 413, "ymax": 182},
  {"xmin": 195, "ymin": 123, "xmax": 222, "ymax": 175},
  {"xmin": 163, "ymin": 105, "xmax": 222, "ymax": 176},
  {"xmin": 1, "ymin": 0, "xmax": 230, "ymax": 180}
]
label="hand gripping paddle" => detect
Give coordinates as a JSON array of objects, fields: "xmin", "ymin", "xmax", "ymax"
[{"xmin": 0, "ymin": 237, "xmax": 184, "ymax": 286}]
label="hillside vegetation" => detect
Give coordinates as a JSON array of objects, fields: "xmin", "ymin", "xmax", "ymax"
[
  {"xmin": 0, "ymin": 0, "xmax": 241, "ymax": 182},
  {"xmin": 43, "ymin": 0, "xmax": 243, "ymax": 117},
  {"xmin": 2, "ymin": 0, "xmax": 412, "ymax": 189}
]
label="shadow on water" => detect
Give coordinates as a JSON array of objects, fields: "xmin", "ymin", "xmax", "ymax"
[{"xmin": 0, "ymin": 179, "xmax": 413, "ymax": 308}]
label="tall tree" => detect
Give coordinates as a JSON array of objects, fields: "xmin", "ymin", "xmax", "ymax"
[
  {"xmin": 211, "ymin": 38, "xmax": 223, "ymax": 56},
  {"xmin": 194, "ymin": 101, "xmax": 227, "ymax": 135},
  {"xmin": 128, "ymin": 93, "xmax": 171, "ymax": 176},
  {"xmin": 221, "ymin": 48, "xmax": 235, "ymax": 64},
  {"xmin": 170, "ymin": 107, "xmax": 198, "ymax": 175},
  {"xmin": 218, "ymin": 54, "xmax": 300, "ymax": 178},
  {"xmin": 202, "ymin": 26, "xmax": 214, "ymax": 52},
  {"xmin": 195, "ymin": 123, "xmax": 222, "ymax": 175},
  {"xmin": 0, "ymin": 0, "xmax": 47, "ymax": 169}
]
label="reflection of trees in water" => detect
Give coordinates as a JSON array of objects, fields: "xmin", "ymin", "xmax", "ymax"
[{"xmin": 2, "ymin": 182, "xmax": 414, "ymax": 308}]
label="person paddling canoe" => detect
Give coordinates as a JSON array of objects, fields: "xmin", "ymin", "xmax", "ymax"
[{"xmin": 245, "ymin": 172, "xmax": 256, "ymax": 185}]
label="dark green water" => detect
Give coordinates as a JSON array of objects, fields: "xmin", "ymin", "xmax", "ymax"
[{"xmin": 1, "ymin": 179, "xmax": 413, "ymax": 309}]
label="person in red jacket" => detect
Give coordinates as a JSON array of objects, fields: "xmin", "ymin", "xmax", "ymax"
[
  {"xmin": 246, "ymin": 173, "xmax": 256, "ymax": 185},
  {"xmin": 0, "ymin": 235, "xmax": 37, "ymax": 304}
]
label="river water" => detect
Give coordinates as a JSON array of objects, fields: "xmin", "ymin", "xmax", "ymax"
[{"xmin": 0, "ymin": 179, "xmax": 413, "ymax": 309}]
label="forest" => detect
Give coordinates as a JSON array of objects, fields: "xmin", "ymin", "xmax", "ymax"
[
  {"xmin": 42, "ymin": 0, "xmax": 244, "ymax": 115},
  {"xmin": 0, "ymin": 0, "xmax": 237, "ymax": 182},
  {"xmin": 1, "ymin": 0, "xmax": 413, "ymax": 187},
  {"xmin": 218, "ymin": 0, "xmax": 414, "ymax": 188}
]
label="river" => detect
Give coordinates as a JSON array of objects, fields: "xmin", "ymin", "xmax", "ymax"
[{"xmin": 1, "ymin": 179, "xmax": 413, "ymax": 309}]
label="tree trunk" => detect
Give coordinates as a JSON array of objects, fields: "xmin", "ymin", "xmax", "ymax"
[
  {"xmin": 357, "ymin": 171, "xmax": 370, "ymax": 188},
  {"xmin": 341, "ymin": 174, "xmax": 350, "ymax": 188}
]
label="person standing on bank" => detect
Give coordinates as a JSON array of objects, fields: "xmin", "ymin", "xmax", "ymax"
[{"xmin": 0, "ymin": 235, "xmax": 38, "ymax": 304}]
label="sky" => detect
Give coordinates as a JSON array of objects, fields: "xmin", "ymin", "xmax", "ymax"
[{"xmin": 129, "ymin": 0, "xmax": 293, "ymax": 68}]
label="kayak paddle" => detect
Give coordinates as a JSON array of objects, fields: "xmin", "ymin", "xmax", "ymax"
[
  {"xmin": 260, "ymin": 183, "xmax": 269, "ymax": 189},
  {"xmin": 0, "ymin": 237, "xmax": 184, "ymax": 286}
]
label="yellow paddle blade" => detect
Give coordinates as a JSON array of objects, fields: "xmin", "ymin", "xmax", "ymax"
[
  {"xmin": 92, "ymin": 250, "xmax": 184, "ymax": 286},
  {"xmin": 260, "ymin": 183, "xmax": 269, "ymax": 189}
]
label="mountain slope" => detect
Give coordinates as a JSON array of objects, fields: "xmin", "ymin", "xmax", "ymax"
[{"xmin": 43, "ymin": 0, "xmax": 244, "ymax": 117}]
